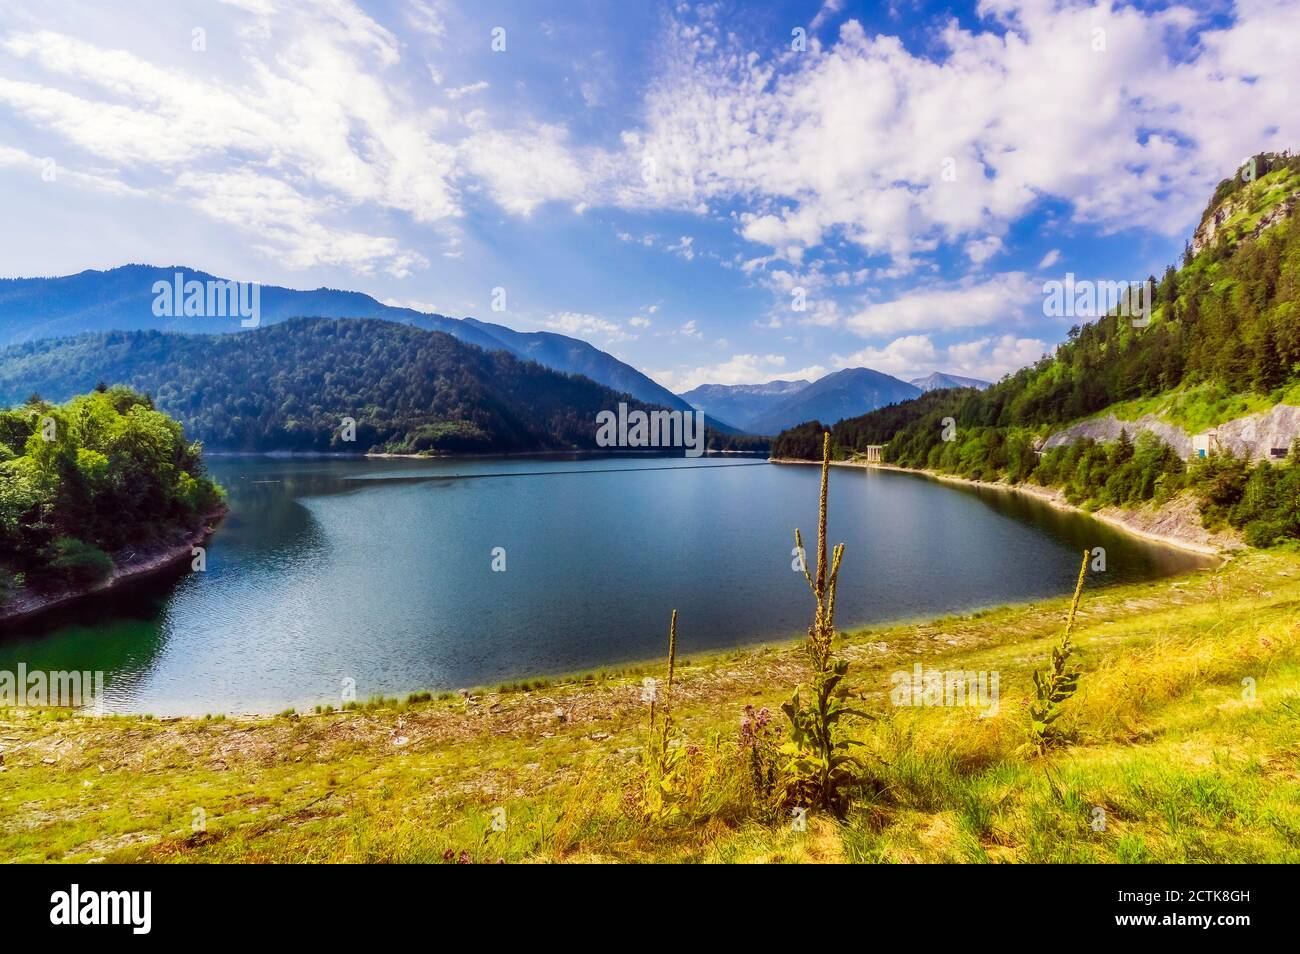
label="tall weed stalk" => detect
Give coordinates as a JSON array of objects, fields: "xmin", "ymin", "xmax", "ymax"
[
  {"xmin": 1027, "ymin": 549, "xmax": 1089, "ymax": 754},
  {"xmin": 780, "ymin": 432, "xmax": 865, "ymax": 815},
  {"xmin": 643, "ymin": 609, "xmax": 685, "ymax": 820}
]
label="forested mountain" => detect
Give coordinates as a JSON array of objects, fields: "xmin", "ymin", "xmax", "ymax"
[
  {"xmin": 747, "ymin": 367, "xmax": 921, "ymax": 435},
  {"xmin": 0, "ymin": 318, "xmax": 677, "ymax": 455},
  {"xmin": 459, "ymin": 317, "xmax": 718, "ymax": 425},
  {"xmin": 0, "ymin": 264, "xmax": 695, "ymax": 418},
  {"xmin": 773, "ymin": 152, "xmax": 1300, "ymax": 546},
  {"xmin": 771, "ymin": 387, "xmax": 983, "ymax": 461}
]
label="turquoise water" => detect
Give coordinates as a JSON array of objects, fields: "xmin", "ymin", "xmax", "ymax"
[{"xmin": 0, "ymin": 455, "xmax": 1212, "ymax": 714}]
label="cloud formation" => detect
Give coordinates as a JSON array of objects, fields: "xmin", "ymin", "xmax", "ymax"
[
  {"xmin": 835, "ymin": 332, "xmax": 1047, "ymax": 383},
  {"xmin": 1, "ymin": 0, "xmax": 1297, "ymax": 390},
  {"xmin": 846, "ymin": 272, "xmax": 1037, "ymax": 338},
  {"xmin": 632, "ymin": 0, "xmax": 1300, "ymax": 266}
]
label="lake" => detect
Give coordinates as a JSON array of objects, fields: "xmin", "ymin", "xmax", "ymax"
[{"xmin": 0, "ymin": 455, "xmax": 1214, "ymax": 714}]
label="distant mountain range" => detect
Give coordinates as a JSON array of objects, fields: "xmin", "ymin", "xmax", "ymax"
[
  {"xmin": 0, "ymin": 265, "xmax": 988, "ymax": 440},
  {"xmin": 0, "ymin": 265, "xmax": 727, "ymax": 427},
  {"xmin": 909, "ymin": 372, "xmax": 990, "ymax": 392},
  {"xmin": 677, "ymin": 379, "xmax": 811, "ymax": 432},
  {"xmin": 745, "ymin": 368, "xmax": 922, "ymax": 434},
  {"xmin": 0, "ymin": 318, "xmax": 673, "ymax": 454},
  {"xmin": 679, "ymin": 368, "xmax": 985, "ymax": 433}
]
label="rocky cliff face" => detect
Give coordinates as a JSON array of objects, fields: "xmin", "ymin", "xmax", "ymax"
[
  {"xmin": 1217, "ymin": 404, "xmax": 1300, "ymax": 459},
  {"xmin": 1192, "ymin": 198, "xmax": 1234, "ymax": 256},
  {"xmin": 1191, "ymin": 186, "xmax": 1298, "ymax": 257},
  {"xmin": 1043, "ymin": 413, "xmax": 1192, "ymax": 456},
  {"xmin": 1043, "ymin": 404, "xmax": 1300, "ymax": 461}
]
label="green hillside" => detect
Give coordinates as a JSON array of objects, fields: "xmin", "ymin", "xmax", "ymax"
[
  {"xmin": 0, "ymin": 317, "xmax": 766, "ymax": 456},
  {"xmin": 774, "ymin": 152, "xmax": 1300, "ymax": 546},
  {"xmin": 0, "ymin": 318, "xmax": 678, "ymax": 456}
]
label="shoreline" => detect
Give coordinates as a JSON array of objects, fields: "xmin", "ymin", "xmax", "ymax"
[
  {"xmin": 4, "ymin": 460, "xmax": 1228, "ymax": 714},
  {"xmin": 61, "ymin": 538, "xmax": 1224, "ymax": 718},
  {"xmin": 13, "ymin": 553, "xmax": 1218, "ymax": 718},
  {"xmin": 364, "ymin": 448, "xmax": 765, "ymax": 460},
  {"xmin": 0, "ymin": 507, "xmax": 228, "ymax": 628},
  {"xmin": 10, "ymin": 462, "xmax": 1227, "ymax": 717},
  {"xmin": 5, "ymin": 547, "xmax": 1295, "ymax": 862},
  {"xmin": 769, "ymin": 457, "xmax": 1236, "ymax": 557},
  {"xmin": 205, "ymin": 449, "xmax": 768, "ymax": 461}
]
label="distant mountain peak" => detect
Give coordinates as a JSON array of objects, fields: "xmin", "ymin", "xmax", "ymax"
[
  {"xmin": 678, "ymin": 369, "xmax": 928, "ymax": 434},
  {"xmin": 745, "ymin": 366, "xmax": 921, "ymax": 435},
  {"xmin": 677, "ymin": 379, "xmax": 812, "ymax": 433},
  {"xmin": 909, "ymin": 372, "xmax": 990, "ymax": 392},
  {"xmin": 679, "ymin": 379, "xmax": 810, "ymax": 399}
]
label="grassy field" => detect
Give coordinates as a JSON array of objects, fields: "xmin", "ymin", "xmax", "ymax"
[{"xmin": 3, "ymin": 546, "xmax": 1299, "ymax": 864}]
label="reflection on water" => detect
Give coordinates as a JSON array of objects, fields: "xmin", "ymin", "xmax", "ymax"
[{"xmin": 0, "ymin": 455, "xmax": 1213, "ymax": 714}]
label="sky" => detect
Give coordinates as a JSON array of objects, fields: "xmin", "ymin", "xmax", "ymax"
[{"xmin": 0, "ymin": 0, "xmax": 1297, "ymax": 393}]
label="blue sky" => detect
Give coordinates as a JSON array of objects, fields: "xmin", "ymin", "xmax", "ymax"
[{"xmin": 0, "ymin": 0, "xmax": 1296, "ymax": 391}]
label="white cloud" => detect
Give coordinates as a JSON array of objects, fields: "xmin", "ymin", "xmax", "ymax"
[
  {"xmin": 405, "ymin": 0, "xmax": 449, "ymax": 40},
  {"xmin": 946, "ymin": 334, "xmax": 1048, "ymax": 382},
  {"xmin": 740, "ymin": 206, "xmax": 826, "ymax": 253},
  {"xmin": 460, "ymin": 123, "xmax": 592, "ymax": 216},
  {"xmin": 1037, "ymin": 248, "xmax": 1062, "ymax": 269},
  {"xmin": 4, "ymin": 0, "xmax": 1297, "ymax": 331},
  {"xmin": 175, "ymin": 169, "xmax": 428, "ymax": 275},
  {"xmin": 0, "ymin": 18, "xmax": 460, "ymax": 273},
  {"xmin": 542, "ymin": 311, "xmax": 628, "ymax": 340},
  {"xmin": 666, "ymin": 235, "xmax": 695, "ymax": 260},
  {"xmin": 810, "ymin": 0, "xmax": 845, "ymax": 33},
  {"xmin": 835, "ymin": 335, "xmax": 939, "ymax": 375},
  {"xmin": 964, "ymin": 235, "xmax": 1003, "ymax": 265},
  {"xmin": 219, "ymin": 0, "xmax": 277, "ymax": 14},
  {"xmin": 797, "ymin": 298, "xmax": 843, "ymax": 328},
  {"xmin": 0, "ymin": 3, "xmax": 637, "ymax": 270},
  {"xmin": 835, "ymin": 333, "xmax": 1046, "ymax": 382},
  {"xmin": 846, "ymin": 272, "xmax": 1036, "ymax": 338},
  {"xmin": 382, "ymin": 297, "xmax": 442, "ymax": 313},
  {"xmin": 628, "ymin": 0, "xmax": 1300, "ymax": 265},
  {"xmin": 445, "ymin": 81, "xmax": 489, "ymax": 100},
  {"xmin": 0, "ymin": 144, "xmax": 143, "ymax": 196}
]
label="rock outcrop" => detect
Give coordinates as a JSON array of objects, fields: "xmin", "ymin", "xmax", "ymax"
[
  {"xmin": 1217, "ymin": 404, "xmax": 1300, "ymax": 459},
  {"xmin": 1191, "ymin": 186, "xmax": 1298, "ymax": 257},
  {"xmin": 1043, "ymin": 413, "xmax": 1192, "ymax": 457},
  {"xmin": 1043, "ymin": 405, "xmax": 1300, "ymax": 462},
  {"xmin": 1192, "ymin": 198, "xmax": 1238, "ymax": 257}
]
